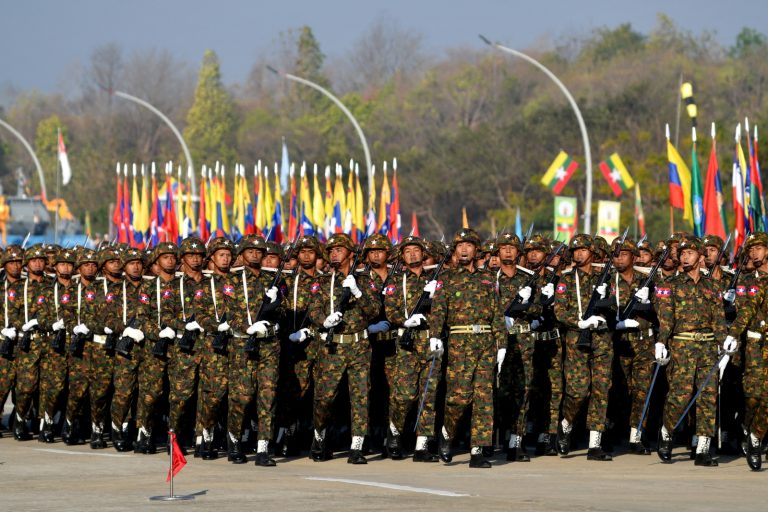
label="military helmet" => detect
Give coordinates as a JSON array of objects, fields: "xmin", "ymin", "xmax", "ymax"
[
  {"xmin": 400, "ymin": 235, "xmax": 428, "ymax": 253},
  {"xmin": 44, "ymin": 244, "xmax": 60, "ymax": 255},
  {"xmin": 678, "ymin": 235, "xmax": 704, "ymax": 253},
  {"xmin": 481, "ymin": 239, "xmax": 498, "ymax": 256},
  {"xmin": 121, "ymin": 247, "xmax": 144, "ymax": 266},
  {"xmin": 294, "ymin": 234, "xmax": 322, "ymax": 255},
  {"xmin": 451, "ymin": 228, "xmax": 482, "ymax": 248},
  {"xmin": 569, "ymin": 234, "xmax": 593, "ymax": 251},
  {"xmin": 523, "ymin": 234, "xmax": 547, "ymax": 252},
  {"xmin": 496, "ymin": 232, "xmax": 521, "ymax": 250},
  {"xmin": 77, "ymin": 248, "xmax": 99, "ymax": 267},
  {"xmin": 702, "ymin": 234, "xmax": 725, "ymax": 250},
  {"xmin": 24, "ymin": 244, "xmax": 48, "ymax": 265},
  {"xmin": 746, "ymin": 231, "xmax": 768, "ymax": 249},
  {"xmin": 428, "ymin": 240, "xmax": 448, "ymax": 260},
  {"xmin": 179, "ymin": 237, "xmax": 206, "ymax": 256},
  {"xmin": 362, "ymin": 233, "xmax": 391, "ymax": 254},
  {"xmin": 326, "ymin": 233, "xmax": 356, "ymax": 252},
  {"xmin": 207, "ymin": 237, "xmax": 235, "ymax": 258},
  {"xmin": 98, "ymin": 248, "xmax": 121, "ymax": 268},
  {"xmin": 2, "ymin": 245, "xmax": 23, "ymax": 266},
  {"xmin": 238, "ymin": 234, "xmax": 268, "ymax": 255},
  {"xmin": 610, "ymin": 238, "xmax": 639, "ymax": 256},
  {"xmin": 593, "ymin": 236, "xmax": 610, "ymax": 257},
  {"xmin": 265, "ymin": 241, "xmax": 282, "ymax": 256},
  {"xmin": 151, "ymin": 242, "xmax": 178, "ymax": 264},
  {"xmin": 54, "ymin": 248, "xmax": 77, "ymax": 265},
  {"xmin": 654, "ymin": 241, "xmax": 671, "ymax": 260},
  {"xmin": 637, "ymin": 238, "xmax": 654, "ymax": 254}
]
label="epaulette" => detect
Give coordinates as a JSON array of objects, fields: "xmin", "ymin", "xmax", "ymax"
[{"xmin": 515, "ymin": 265, "xmax": 535, "ymax": 276}]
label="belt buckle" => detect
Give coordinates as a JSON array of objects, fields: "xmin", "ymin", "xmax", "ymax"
[
  {"xmin": 693, "ymin": 332, "xmax": 703, "ymax": 341},
  {"xmin": 472, "ymin": 324, "xmax": 481, "ymax": 334}
]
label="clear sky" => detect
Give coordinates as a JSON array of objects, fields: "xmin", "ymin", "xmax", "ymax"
[{"xmin": 1, "ymin": 0, "xmax": 763, "ymax": 93}]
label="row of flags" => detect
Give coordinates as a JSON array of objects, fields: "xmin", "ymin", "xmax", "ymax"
[
  {"xmin": 111, "ymin": 155, "xmax": 404, "ymax": 248},
  {"xmin": 541, "ymin": 150, "xmax": 636, "ymax": 199}
]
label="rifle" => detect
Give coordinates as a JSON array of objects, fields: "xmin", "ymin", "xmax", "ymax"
[
  {"xmin": 709, "ymin": 233, "xmax": 732, "ymax": 275},
  {"xmin": 398, "ymin": 254, "xmax": 448, "ymax": 350},
  {"xmin": 211, "ymin": 312, "xmax": 230, "ymax": 353},
  {"xmin": 724, "ymin": 244, "xmax": 749, "ymax": 322},
  {"xmin": 618, "ymin": 243, "xmax": 671, "ymax": 321},
  {"xmin": 18, "ymin": 319, "xmax": 36, "ymax": 352},
  {"xmin": 152, "ymin": 323, "xmax": 171, "ymax": 357},
  {"xmin": 325, "ymin": 241, "xmax": 366, "ymax": 353},
  {"xmin": 69, "ymin": 329, "xmax": 87, "ymax": 356},
  {"xmin": 576, "ymin": 227, "xmax": 629, "ymax": 351},
  {"xmin": 245, "ymin": 248, "xmax": 292, "ymax": 353},
  {"xmin": 504, "ymin": 242, "xmax": 565, "ymax": 317},
  {"xmin": 115, "ymin": 317, "xmax": 138, "ymax": 356},
  {"xmin": 51, "ymin": 326, "xmax": 67, "ymax": 353},
  {"xmin": 177, "ymin": 313, "xmax": 198, "ymax": 353},
  {"xmin": 104, "ymin": 328, "xmax": 118, "ymax": 352},
  {"xmin": 0, "ymin": 333, "xmax": 13, "ymax": 358}
]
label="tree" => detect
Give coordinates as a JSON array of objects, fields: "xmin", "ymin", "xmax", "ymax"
[
  {"xmin": 730, "ymin": 27, "xmax": 767, "ymax": 58},
  {"xmin": 581, "ymin": 23, "xmax": 646, "ymax": 63},
  {"xmin": 184, "ymin": 49, "xmax": 237, "ymax": 167}
]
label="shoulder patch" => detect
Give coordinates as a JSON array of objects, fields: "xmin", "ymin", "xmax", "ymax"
[
  {"xmin": 748, "ymin": 285, "xmax": 759, "ymax": 296},
  {"xmin": 556, "ymin": 283, "xmax": 567, "ymax": 294},
  {"xmin": 162, "ymin": 288, "xmax": 173, "ymax": 299},
  {"xmin": 436, "ymin": 280, "xmax": 443, "ymax": 290},
  {"xmin": 222, "ymin": 285, "xmax": 235, "ymax": 297},
  {"xmin": 310, "ymin": 282, "xmax": 321, "ymax": 294},
  {"xmin": 655, "ymin": 287, "xmax": 671, "ymax": 298},
  {"xmin": 384, "ymin": 284, "xmax": 396, "ymax": 296},
  {"xmin": 139, "ymin": 293, "xmax": 150, "ymax": 304},
  {"xmin": 105, "ymin": 293, "xmax": 114, "ymax": 303},
  {"xmin": 8, "ymin": 289, "xmax": 16, "ymax": 301},
  {"xmin": 85, "ymin": 291, "xmax": 96, "ymax": 302},
  {"xmin": 736, "ymin": 285, "xmax": 747, "ymax": 297},
  {"xmin": 194, "ymin": 289, "xmax": 205, "ymax": 299},
  {"xmin": 36, "ymin": 295, "xmax": 45, "ymax": 304},
  {"xmin": 60, "ymin": 293, "xmax": 70, "ymax": 304},
  {"xmin": 369, "ymin": 281, "xmax": 379, "ymax": 292}
]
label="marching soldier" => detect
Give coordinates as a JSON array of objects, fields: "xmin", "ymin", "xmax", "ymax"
[
  {"xmin": 430, "ymin": 228, "xmax": 506, "ymax": 468},
  {"xmin": 0, "ymin": 246, "xmax": 23, "ymax": 436},
  {"xmin": 307, "ymin": 233, "xmax": 379, "ymax": 464},
  {"xmin": 636, "ymin": 239, "xmax": 654, "ymax": 267}
]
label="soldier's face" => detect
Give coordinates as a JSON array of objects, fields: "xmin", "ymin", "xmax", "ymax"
[
  {"xmin": 487, "ymin": 255, "xmax": 500, "ymax": 270},
  {"xmin": 55, "ymin": 262, "xmax": 74, "ymax": 278},
  {"xmin": 366, "ymin": 249, "xmax": 388, "ymax": 269},
  {"xmin": 79, "ymin": 262, "xmax": 97, "ymax": 280},
  {"xmin": 498, "ymin": 244, "xmax": 518, "ymax": 265},
  {"xmin": 572, "ymin": 248, "xmax": 592, "ymax": 266},
  {"xmin": 4, "ymin": 261, "xmax": 22, "ymax": 279},
  {"xmin": 263, "ymin": 254, "xmax": 281, "ymax": 268},
  {"xmin": 212, "ymin": 250, "xmax": 232, "ymax": 272},
  {"xmin": 526, "ymin": 249, "xmax": 546, "ymax": 269},
  {"xmin": 124, "ymin": 260, "xmax": 143, "ymax": 279},
  {"xmin": 749, "ymin": 244, "xmax": 768, "ymax": 267},
  {"xmin": 679, "ymin": 248, "xmax": 702, "ymax": 271},
  {"xmin": 298, "ymin": 247, "xmax": 317, "ymax": 269},
  {"xmin": 401, "ymin": 245, "xmax": 424, "ymax": 269},
  {"xmin": 612, "ymin": 250, "xmax": 634, "ymax": 272},
  {"xmin": 329, "ymin": 246, "xmax": 351, "ymax": 268},
  {"xmin": 242, "ymin": 248, "xmax": 264, "ymax": 267},
  {"xmin": 661, "ymin": 247, "xmax": 678, "ymax": 270},
  {"xmin": 27, "ymin": 257, "xmax": 46, "ymax": 276},
  {"xmin": 182, "ymin": 253, "xmax": 203, "ymax": 271},
  {"xmin": 704, "ymin": 246, "xmax": 720, "ymax": 266},
  {"xmin": 158, "ymin": 254, "xmax": 177, "ymax": 273},
  {"xmin": 104, "ymin": 259, "xmax": 121, "ymax": 276},
  {"xmin": 455, "ymin": 242, "xmax": 477, "ymax": 266},
  {"xmin": 637, "ymin": 250, "xmax": 653, "ymax": 266}
]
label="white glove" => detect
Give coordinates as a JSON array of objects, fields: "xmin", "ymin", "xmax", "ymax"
[
  {"xmin": 289, "ymin": 328, "xmax": 311, "ymax": 343},
  {"xmin": 530, "ymin": 318, "xmax": 541, "ymax": 330},
  {"xmin": 159, "ymin": 326, "xmax": 176, "ymax": 339},
  {"xmin": 123, "ymin": 327, "xmax": 144, "ymax": 342},
  {"xmin": 517, "ymin": 286, "xmax": 532, "ymax": 304},
  {"xmin": 424, "ymin": 280, "xmax": 438, "ymax": 298},
  {"xmin": 22, "ymin": 319, "xmax": 38, "ymax": 332},
  {"xmin": 504, "ymin": 316, "xmax": 515, "ymax": 330},
  {"xmin": 577, "ymin": 315, "xmax": 605, "ymax": 330},
  {"xmin": 217, "ymin": 321, "xmax": 231, "ymax": 332},
  {"xmin": 246, "ymin": 320, "xmax": 271, "ymax": 335},
  {"xmin": 404, "ymin": 314, "xmax": 426, "ymax": 328},
  {"xmin": 73, "ymin": 324, "xmax": 90, "ymax": 336},
  {"xmin": 719, "ymin": 354, "xmax": 730, "ymax": 380},
  {"xmin": 654, "ymin": 342, "xmax": 670, "ymax": 366},
  {"xmin": 541, "ymin": 283, "xmax": 555, "ymax": 299},
  {"xmin": 1, "ymin": 327, "xmax": 16, "ymax": 339},
  {"xmin": 342, "ymin": 274, "xmax": 362, "ymax": 299},
  {"xmin": 616, "ymin": 318, "xmax": 640, "ymax": 330},
  {"xmin": 52, "ymin": 319, "xmax": 65, "ymax": 332},
  {"xmin": 323, "ymin": 311, "xmax": 343, "ymax": 328},
  {"xmin": 104, "ymin": 327, "xmax": 113, "ymax": 335},
  {"xmin": 723, "ymin": 289, "xmax": 736, "ymax": 303},
  {"xmin": 185, "ymin": 321, "xmax": 202, "ymax": 331},
  {"xmin": 429, "ymin": 337, "xmax": 444, "ymax": 357},
  {"xmin": 596, "ymin": 283, "xmax": 608, "ymax": 299},
  {"xmin": 368, "ymin": 320, "xmax": 390, "ymax": 334},
  {"xmin": 497, "ymin": 348, "xmax": 507, "ymax": 373},
  {"xmin": 722, "ymin": 335, "xmax": 738, "ymax": 354},
  {"xmin": 634, "ymin": 286, "xmax": 650, "ymax": 304},
  {"xmin": 265, "ymin": 286, "xmax": 278, "ymax": 303}
]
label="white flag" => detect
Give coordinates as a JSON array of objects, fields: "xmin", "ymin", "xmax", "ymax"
[{"xmin": 57, "ymin": 130, "xmax": 72, "ymax": 186}]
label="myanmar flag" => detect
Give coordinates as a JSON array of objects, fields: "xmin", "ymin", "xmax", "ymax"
[
  {"xmin": 599, "ymin": 153, "xmax": 635, "ymax": 197},
  {"xmin": 541, "ymin": 151, "xmax": 578, "ymax": 194}
]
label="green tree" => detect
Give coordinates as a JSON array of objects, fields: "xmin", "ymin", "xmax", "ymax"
[
  {"xmin": 582, "ymin": 23, "xmax": 646, "ymax": 63},
  {"xmin": 184, "ymin": 49, "xmax": 237, "ymax": 166},
  {"xmin": 34, "ymin": 114, "xmax": 65, "ymax": 197},
  {"xmin": 730, "ymin": 27, "xmax": 767, "ymax": 58}
]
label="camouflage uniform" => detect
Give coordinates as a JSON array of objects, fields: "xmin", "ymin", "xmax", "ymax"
[{"xmin": 0, "ymin": 247, "xmax": 23, "ymax": 434}]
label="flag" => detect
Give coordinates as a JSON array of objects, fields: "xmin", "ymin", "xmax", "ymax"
[
  {"xmin": 515, "ymin": 207, "xmax": 522, "ymax": 240},
  {"xmin": 733, "ymin": 141, "xmax": 747, "ymax": 248},
  {"xmin": 122, "ymin": 166, "xmax": 134, "ymax": 245},
  {"xmin": 354, "ymin": 165, "xmax": 365, "ymax": 242},
  {"xmin": 166, "ymin": 432, "xmax": 187, "ymax": 482},
  {"xmin": 745, "ymin": 123, "xmax": 764, "ymax": 231},
  {"xmin": 752, "ymin": 125, "xmax": 767, "ymax": 228},
  {"xmin": 57, "ymin": 129, "xmax": 72, "ymax": 186},
  {"xmin": 690, "ymin": 136, "xmax": 705, "ymax": 236},
  {"xmin": 598, "ymin": 153, "xmax": 635, "ymax": 197},
  {"xmin": 272, "ymin": 164, "xmax": 284, "ymax": 243},
  {"xmin": 541, "ymin": 151, "xmax": 578, "ymax": 194},
  {"xmin": 553, "ymin": 196, "xmax": 577, "ymax": 242},
  {"xmin": 411, "ymin": 211, "xmax": 419, "ymax": 237},
  {"xmin": 163, "ymin": 170, "xmax": 179, "ymax": 243},
  {"xmin": 198, "ymin": 170, "xmax": 209, "ymax": 240},
  {"xmin": 312, "ymin": 165, "xmax": 325, "ymax": 234},
  {"xmin": 287, "ymin": 164, "xmax": 298, "ymax": 240},
  {"xmin": 378, "ymin": 166, "xmax": 391, "ymax": 236},
  {"xmin": 138, "ymin": 166, "xmax": 150, "ymax": 241},
  {"xmin": 113, "ymin": 165, "xmax": 125, "ymax": 243},
  {"xmin": 667, "ymin": 137, "xmax": 693, "ymax": 225},
  {"xmin": 597, "ymin": 200, "xmax": 621, "ymax": 243},
  {"xmin": 131, "ymin": 167, "xmax": 144, "ymax": 246},
  {"xmin": 389, "ymin": 167, "xmax": 401, "ymax": 243},
  {"xmin": 461, "ymin": 207, "xmax": 469, "ymax": 228},
  {"xmin": 703, "ymin": 131, "xmax": 726, "ymax": 238},
  {"xmin": 635, "ymin": 183, "xmax": 646, "ymax": 237},
  {"xmin": 280, "ymin": 139, "xmax": 290, "ymax": 193},
  {"xmin": 149, "ymin": 167, "xmax": 163, "ymax": 246}
]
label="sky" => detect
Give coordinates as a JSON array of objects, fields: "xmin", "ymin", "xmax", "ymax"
[{"xmin": 1, "ymin": 0, "xmax": 764, "ymax": 94}]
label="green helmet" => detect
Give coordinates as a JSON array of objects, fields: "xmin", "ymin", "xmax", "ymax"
[
  {"xmin": 452, "ymin": 228, "xmax": 481, "ymax": 248},
  {"xmin": 745, "ymin": 232, "xmax": 768, "ymax": 250},
  {"xmin": 179, "ymin": 237, "xmax": 206, "ymax": 256},
  {"xmin": 569, "ymin": 234, "xmax": 593, "ymax": 251},
  {"xmin": 326, "ymin": 233, "xmax": 356, "ymax": 252},
  {"xmin": 207, "ymin": 237, "xmax": 235, "ymax": 258}
]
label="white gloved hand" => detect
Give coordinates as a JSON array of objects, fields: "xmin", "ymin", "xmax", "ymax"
[
  {"xmin": 634, "ymin": 286, "xmax": 650, "ymax": 304},
  {"xmin": 718, "ymin": 354, "xmax": 730, "ymax": 380},
  {"xmin": 404, "ymin": 313, "xmax": 426, "ymax": 328},
  {"xmin": 530, "ymin": 318, "xmax": 541, "ymax": 330},
  {"xmin": 289, "ymin": 328, "xmax": 311, "ymax": 343},
  {"xmin": 159, "ymin": 326, "xmax": 175, "ymax": 339},
  {"xmin": 517, "ymin": 286, "xmax": 532, "ymax": 304},
  {"xmin": 504, "ymin": 316, "xmax": 515, "ymax": 330},
  {"xmin": 52, "ymin": 319, "xmax": 65, "ymax": 332},
  {"xmin": 246, "ymin": 320, "xmax": 271, "ymax": 335},
  {"xmin": 368, "ymin": 320, "xmax": 390, "ymax": 334},
  {"xmin": 323, "ymin": 311, "xmax": 343, "ymax": 328},
  {"xmin": 541, "ymin": 283, "xmax": 555, "ymax": 298},
  {"xmin": 423, "ymin": 280, "xmax": 438, "ymax": 298},
  {"xmin": 185, "ymin": 321, "xmax": 202, "ymax": 331},
  {"xmin": 123, "ymin": 327, "xmax": 144, "ymax": 342},
  {"xmin": 217, "ymin": 321, "xmax": 231, "ymax": 333},
  {"xmin": 265, "ymin": 286, "xmax": 278, "ymax": 303},
  {"xmin": 73, "ymin": 324, "xmax": 90, "ymax": 336},
  {"xmin": 1, "ymin": 327, "xmax": 16, "ymax": 339},
  {"xmin": 22, "ymin": 319, "xmax": 38, "ymax": 332},
  {"xmin": 497, "ymin": 348, "xmax": 507, "ymax": 373},
  {"xmin": 616, "ymin": 318, "xmax": 640, "ymax": 330},
  {"xmin": 577, "ymin": 315, "xmax": 605, "ymax": 330},
  {"xmin": 654, "ymin": 342, "xmax": 670, "ymax": 366},
  {"xmin": 723, "ymin": 289, "xmax": 736, "ymax": 303},
  {"xmin": 104, "ymin": 327, "xmax": 113, "ymax": 335},
  {"xmin": 596, "ymin": 283, "xmax": 608, "ymax": 299},
  {"xmin": 722, "ymin": 335, "xmax": 738, "ymax": 354},
  {"xmin": 429, "ymin": 337, "xmax": 444, "ymax": 357},
  {"xmin": 342, "ymin": 274, "xmax": 362, "ymax": 299}
]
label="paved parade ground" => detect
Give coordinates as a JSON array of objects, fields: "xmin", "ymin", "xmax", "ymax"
[{"xmin": 1, "ymin": 412, "xmax": 765, "ymax": 512}]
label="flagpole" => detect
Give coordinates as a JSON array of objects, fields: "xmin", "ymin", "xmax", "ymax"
[
  {"xmin": 55, "ymin": 129, "xmax": 61, "ymax": 244},
  {"xmin": 0, "ymin": 118, "xmax": 48, "ymax": 199}
]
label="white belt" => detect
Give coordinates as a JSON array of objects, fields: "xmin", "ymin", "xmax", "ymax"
[
  {"xmin": 92, "ymin": 335, "xmax": 106, "ymax": 345},
  {"xmin": 747, "ymin": 330, "xmax": 762, "ymax": 340}
]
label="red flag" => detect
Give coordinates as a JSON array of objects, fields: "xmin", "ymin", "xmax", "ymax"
[
  {"xmin": 166, "ymin": 432, "xmax": 187, "ymax": 481},
  {"xmin": 113, "ymin": 169, "xmax": 124, "ymax": 242},
  {"xmin": 122, "ymin": 172, "xmax": 133, "ymax": 245},
  {"xmin": 411, "ymin": 211, "xmax": 419, "ymax": 237},
  {"xmin": 198, "ymin": 175, "xmax": 209, "ymax": 240},
  {"xmin": 389, "ymin": 170, "xmax": 401, "ymax": 243},
  {"xmin": 703, "ymin": 138, "xmax": 726, "ymax": 238}
]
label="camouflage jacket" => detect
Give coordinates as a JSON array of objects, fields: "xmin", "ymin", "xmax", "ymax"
[
  {"xmin": 383, "ymin": 266, "xmax": 433, "ymax": 328},
  {"xmin": 161, "ymin": 272, "xmax": 209, "ymax": 332},
  {"xmin": 282, "ymin": 269, "xmax": 321, "ymax": 333},
  {"xmin": 307, "ymin": 270, "xmax": 379, "ymax": 334},
  {"xmin": 655, "ymin": 271, "xmax": 727, "ymax": 344},
  {"xmin": 554, "ymin": 266, "xmax": 602, "ymax": 329},
  {"xmin": 9, "ymin": 275, "xmax": 53, "ymax": 331}
]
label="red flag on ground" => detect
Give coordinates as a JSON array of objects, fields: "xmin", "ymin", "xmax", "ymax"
[{"xmin": 166, "ymin": 432, "xmax": 187, "ymax": 481}]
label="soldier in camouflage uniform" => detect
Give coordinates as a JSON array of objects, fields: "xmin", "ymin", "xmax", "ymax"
[
  {"xmin": 554, "ymin": 234, "xmax": 614, "ymax": 461},
  {"xmin": 307, "ymin": 233, "xmax": 379, "ymax": 464},
  {"xmin": 636, "ymin": 239, "xmax": 654, "ymax": 267},
  {"xmin": 0, "ymin": 246, "xmax": 23, "ymax": 436},
  {"xmin": 655, "ymin": 235, "xmax": 727, "ymax": 467},
  {"xmin": 430, "ymin": 228, "xmax": 507, "ymax": 469},
  {"xmin": 382, "ymin": 235, "xmax": 442, "ymax": 462}
]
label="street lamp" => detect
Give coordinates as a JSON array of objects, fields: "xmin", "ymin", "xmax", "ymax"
[{"xmin": 0, "ymin": 118, "xmax": 47, "ymax": 198}]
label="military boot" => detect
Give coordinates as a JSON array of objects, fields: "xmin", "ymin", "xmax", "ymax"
[
  {"xmin": 557, "ymin": 420, "xmax": 572, "ymax": 456},
  {"xmin": 746, "ymin": 433, "xmax": 762, "ymax": 471},
  {"xmin": 112, "ymin": 423, "xmax": 132, "ymax": 452},
  {"xmin": 693, "ymin": 437, "xmax": 718, "ymax": 466},
  {"xmin": 61, "ymin": 420, "xmax": 74, "ymax": 445},
  {"xmin": 90, "ymin": 423, "xmax": 107, "ymax": 449},
  {"xmin": 310, "ymin": 429, "xmax": 330, "ymax": 461},
  {"xmin": 438, "ymin": 432, "xmax": 452, "ymax": 463},
  {"xmin": 227, "ymin": 433, "xmax": 247, "ymax": 464},
  {"xmin": 469, "ymin": 451, "xmax": 492, "ymax": 468},
  {"xmin": 628, "ymin": 429, "xmax": 651, "ymax": 455},
  {"xmin": 135, "ymin": 427, "xmax": 155, "ymax": 454},
  {"xmin": 413, "ymin": 435, "xmax": 438, "ymax": 462},
  {"xmin": 586, "ymin": 431, "xmax": 612, "ymax": 461},
  {"xmin": 386, "ymin": 429, "xmax": 404, "ymax": 460},
  {"xmin": 39, "ymin": 419, "xmax": 55, "ymax": 443},
  {"xmin": 347, "ymin": 450, "xmax": 367, "ymax": 464},
  {"xmin": 13, "ymin": 414, "xmax": 32, "ymax": 441},
  {"xmin": 506, "ymin": 435, "xmax": 530, "ymax": 461}
]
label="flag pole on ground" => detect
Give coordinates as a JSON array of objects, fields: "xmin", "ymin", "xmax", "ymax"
[{"xmin": 149, "ymin": 429, "xmax": 194, "ymax": 501}]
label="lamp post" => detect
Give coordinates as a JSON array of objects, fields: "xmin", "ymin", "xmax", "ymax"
[{"xmin": 0, "ymin": 118, "xmax": 47, "ymax": 198}]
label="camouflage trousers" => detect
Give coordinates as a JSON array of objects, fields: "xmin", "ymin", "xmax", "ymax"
[
  {"xmin": 198, "ymin": 336, "xmax": 228, "ymax": 432},
  {"xmin": 443, "ymin": 334, "xmax": 495, "ymax": 447},
  {"xmin": 136, "ymin": 344, "xmax": 168, "ymax": 432},
  {"xmin": 614, "ymin": 332, "xmax": 655, "ymax": 430},
  {"xmin": 742, "ymin": 334, "xmax": 768, "ymax": 437},
  {"xmin": 388, "ymin": 332, "xmax": 442, "ymax": 437},
  {"xmin": 65, "ymin": 349, "xmax": 89, "ymax": 423},
  {"xmin": 496, "ymin": 332, "xmax": 535, "ymax": 436},
  {"xmin": 662, "ymin": 338, "xmax": 717, "ymax": 438},
  {"xmin": 276, "ymin": 337, "xmax": 319, "ymax": 428},
  {"xmin": 167, "ymin": 342, "xmax": 202, "ymax": 434},
  {"xmin": 40, "ymin": 339, "xmax": 67, "ymax": 421},
  {"xmin": 228, "ymin": 337, "xmax": 279, "ymax": 438},
  {"xmin": 14, "ymin": 335, "xmax": 42, "ymax": 419},
  {"xmin": 532, "ymin": 335, "xmax": 564, "ymax": 434},
  {"xmin": 85, "ymin": 341, "xmax": 114, "ymax": 426},
  {"xmin": 562, "ymin": 330, "xmax": 613, "ymax": 432},
  {"xmin": 313, "ymin": 336, "xmax": 371, "ymax": 437},
  {"xmin": 111, "ymin": 344, "xmax": 142, "ymax": 427},
  {"xmin": 0, "ymin": 349, "xmax": 16, "ymax": 411},
  {"xmin": 371, "ymin": 336, "xmax": 398, "ymax": 432}
]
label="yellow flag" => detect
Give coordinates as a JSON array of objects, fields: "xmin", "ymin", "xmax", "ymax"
[
  {"xmin": 462, "ymin": 207, "xmax": 469, "ymax": 228},
  {"xmin": 378, "ymin": 165, "xmax": 390, "ymax": 230},
  {"xmin": 354, "ymin": 166, "xmax": 364, "ymax": 234},
  {"xmin": 312, "ymin": 165, "xmax": 324, "ymax": 231}
]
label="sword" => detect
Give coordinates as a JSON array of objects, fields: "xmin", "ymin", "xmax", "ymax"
[
  {"xmin": 673, "ymin": 353, "xmax": 729, "ymax": 431},
  {"xmin": 413, "ymin": 353, "xmax": 437, "ymax": 432},
  {"xmin": 636, "ymin": 362, "xmax": 661, "ymax": 435}
]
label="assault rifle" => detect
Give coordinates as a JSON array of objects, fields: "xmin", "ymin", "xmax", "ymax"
[{"xmin": 398, "ymin": 254, "xmax": 448, "ymax": 351}]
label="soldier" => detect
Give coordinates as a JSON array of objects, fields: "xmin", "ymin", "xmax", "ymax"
[
  {"xmin": 655, "ymin": 235, "xmax": 728, "ymax": 467},
  {"xmin": 636, "ymin": 239, "xmax": 654, "ymax": 267},
  {"xmin": 430, "ymin": 228, "xmax": 506, "ymax": 468},
  {"xmin": 554, "ymin": 234, "xmax": 613, "ymax": 461},
  {"xmin": 307, "ymin": 233, "xmax": 379, "ymax": 464},
  {"xmin": 0, "ymin": 246, "xmax": 23, "ymax": 436},
  {"xmin": 382, "ymin": 235, "xmax": 441, "ymax": 462}
]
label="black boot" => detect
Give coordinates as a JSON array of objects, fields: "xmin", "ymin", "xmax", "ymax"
[
  {"xmin": 13, "ymin": 416, "xmax": 32, "ymax": 441},
  {"xmin": 39, "ymin": 421, "xmax": 55, "ymax": 443},
  {"xmin": 280, "ymin": 428, "xmax": 300, "ymax": 457},
  {"xmin": 386, "ymin": 431, "xmax": 404, "ymax": 460},
  {"xmin": 227, "ymin": 435, "xmax": 247, "ymax": 464},
  {"xmin": 202, "ymin": 439, "xmax": 218, "ymax": 460},
  {"xmin": 556, "ymin": 422, "xmax": 571, "ymax": 456},
  {"xmin": 629, "ymin": 438, "xmax": 651, "ymax": 455},
  {"xmin": 657, "ymin": 438, "xmax": 673, "ymax": 463},
  {"xmin": 747, "ymin": 434, "xmax": 763, "ymax": 471},
  {"xmin": 413, "ymin": 450, "xmax": 439, "ymax": 462},
  {"xmin": 587, "ymin": 447, "xmax": 613, "ymax": 461},
  {"xmin": 61, "ymin": 421, "xmax": 75, "ymax": 445},
  {"xmin": 469, "ymin": 453, "xmax": 491, "ymax": 468},
  {"xmin": 310, "ymin": 436, "xmax": 330, "ymax": 461},
  {"xmin": 255, "ymin": 451, "xmax": 277, "ymax": 466},
  {"xmin": 694, "ymin": 452, "xmax": 718, "ymax": 466},
  {"xmin": 90, "ymin": 430, "xmax": 107, "ymax": 449},
  {"xmin": 134, "ymin": 429, "xmax": 149, "ymax": 454},
  {"xmin": 347, "ymin": 449, "xmax": 367, "ymax": 464},
  {"xmin": 113, "ymin": 427, "xmax": 131, "ymax": 452},
  {"xmin": 438, "ymin": 432, "xmax": 452, "ymax": 463}
]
